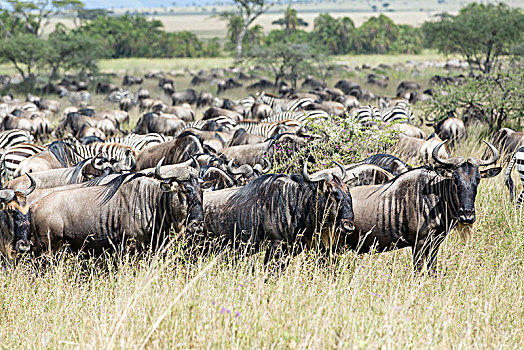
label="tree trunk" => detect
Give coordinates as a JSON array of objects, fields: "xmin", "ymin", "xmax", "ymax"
[{"xmin": 235, "ymin": 24, "xmax": 248, "ymax": 60}]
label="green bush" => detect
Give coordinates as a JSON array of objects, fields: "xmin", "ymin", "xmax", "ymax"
[{"xmin": 270, "ymin": 115, "xmax": 398, "ymax": 174}]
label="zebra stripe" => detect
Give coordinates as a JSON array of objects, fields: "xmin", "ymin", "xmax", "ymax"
[
  {"xmin": 62, "ymin": 90, "xmax": 91, "ymax": 106},
  {"xmin": 0, "ymin": 130, "xmax": 33, "ymax": 150},
  {"xmin": 256, "ymin": 92, "xmax": 314, "ymax": 113},
  {"xmin": 73, "ymin": 142, "xmax": 136, "ymax": 169},
  {"xmin": 236, "ymin": 120, "xmax": 302, "ymax": 138},
  {"xmin": 107, "ymin": 89, "xmax": 137, "ymax": 103},
  {"xmin": 381, "ymin": 105, "xmax": 414, "ymax": 123},
  {"xmin": 1, "ymin": 143, "xmax": 45, "ymax": 178},
  {"xmin": 106, "ymin": 133, "xmax": 167, "ymax": 152},
  {"xmin": 261, "ymin": 110, "xmax": 329, "ymax": 123},
  {"xmin": 504, "ymin": 146, "xmax": 524, "ymax": 207},
  {"xmin": 350, "ymin": 105, "xmax": 381, "ymax": 123}
]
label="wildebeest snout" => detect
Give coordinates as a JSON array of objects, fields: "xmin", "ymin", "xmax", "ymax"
[
  {"xmin": 340, "ymin": 218, "xmax": 355, "ymax": 232},
  {"xmin": 187, "ymin": 220, "xmax": 204, "ymax": 235},
  {"xmin": 458, "ymin": 209, "xmax": 475, "ymax": 225}
]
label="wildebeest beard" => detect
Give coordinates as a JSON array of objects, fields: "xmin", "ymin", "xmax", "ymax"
[{"xmin": 12, "ymin": 209, "xmax": 31, "ymax": 253}]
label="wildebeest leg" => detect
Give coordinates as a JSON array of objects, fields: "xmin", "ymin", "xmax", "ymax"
[{"xmin": 412, "ymin": 232, "xmax": 446, "ymax": 274}]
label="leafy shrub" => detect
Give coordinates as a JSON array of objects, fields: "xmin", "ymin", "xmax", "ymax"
[{"xmin": 270, "ymin": 115, "xmax": 398, "ymax": 174}]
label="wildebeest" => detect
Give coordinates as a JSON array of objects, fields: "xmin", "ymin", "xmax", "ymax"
[
  {"xmin": 360, "ymin": 154, "xmax": 411, "ymax": 176},
  {"xmin": 0, "ymin": 174, "xmax": 35, "ymax": 259},
  {"xmin": 348, "ymin": 141, "xmax": 501, "ymax": 273},
  {"xmin": 8, "ymin": 156, "xmax": 115, "ymax": 191},
  {"xmin": 171, "ymin": 89, "xmax": 198, "ymax": 105},
  {"xmin": 135, "ymin": 133, "xmax": 203, "ymax": 170},
  {"xmin": 394, "ymin": 133, "xmax": 451, "ymax": 164},
  {"xmin": 203, "ymin": 162, "xmax": 355, "ymax": 263},
  {"xmin": 489, "ymin": 128, "xmax": 524, "ymax": 156},
  {"xmin": 428, "ymin": 117, "xmax": 467, "ymax": 145},
  {"xmin": 28, "ymin": 160, "xmax": 203, "ymax": 254},
  {"xmin": 134, "ymin": 112, "xmax": 185, "ymax": 136}
]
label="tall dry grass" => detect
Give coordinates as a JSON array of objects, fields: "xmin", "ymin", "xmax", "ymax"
[{"xmin": 1, "ymin": 128, "xmax": 524, "ymax": 348}]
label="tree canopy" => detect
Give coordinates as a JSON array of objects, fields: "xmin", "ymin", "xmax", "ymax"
[{"xmin": 423, "ymin": 2, "xmax": 524, "ymax": 73}]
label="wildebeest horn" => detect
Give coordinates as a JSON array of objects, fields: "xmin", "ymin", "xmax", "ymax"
[
  {"xmin": 432, "ymin": 140, "xmax": 457, "ymax": 166},
  {"xmin": 15, "ymin": 173, "xmax": 36, "ymax": 196},
  {"xmin": 91, "ymin": 153, "xmax": 106, "ymax": 170},
  {"xmin": 227, "ymin": 159, "xmax": 253, "ymax": 177},
  {"xmin": 227, "ymin": 158, "xmax": 242, "ymax": 175},
  {"xmin": 0, "ymin": 189, "xmax": 15, "ymax": 203},
  {"xmin": 475, "ymin": 140, "xmax": 499, "ymax": 167},
  {"xmin": 191, "ymin": 156, "xmax": 200, "ymax": 174},
  {"xmin": 333, "ymin": 160, "xmax": 346, "ymax": 181},
  {"xmin": 302, "ymin": 162, "xmax": 332, "ymax": 183},
  {"xmin": 261, "ymin": 158, "xmax": 271, "ymax": 173},
  {"xmin": 154, "ymin": 157, "xmax": 166, "ymax": 179}
]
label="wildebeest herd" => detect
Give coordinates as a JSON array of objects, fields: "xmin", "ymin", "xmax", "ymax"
[{"xmin": 1, "ymin": 65, "xmax": 521, "ymax": 274}]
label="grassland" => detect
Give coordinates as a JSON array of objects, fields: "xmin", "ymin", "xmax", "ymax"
[{"xmin": 1, "ymin": 57, "xmax": 524, "ymax": 348}]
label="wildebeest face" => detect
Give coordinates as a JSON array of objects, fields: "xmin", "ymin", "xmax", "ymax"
[
  {"xmin": 323, "ymin": 176, "xmax": 355, "ymax": 233},
  {"xmin": 161, "ymin": 177, "xmax": 204, "ymax": 235},
  {"xmin": 0, "ymin": 176, "xmax": 35, "ymax": 255},
  {"xmin": 433, "ymin": 140, "xmax": 501, "ymax": 225}
]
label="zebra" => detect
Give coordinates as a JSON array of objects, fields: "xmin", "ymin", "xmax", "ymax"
[
  {"xmin": 60, "ymin": 90, "xmax": 91, "ymax": 106},
  {"xmin": 106, "ymin": 133, "xmax": 168, "ymax": 152},
  {"xmin": 0, "ymin": 130, "xmax": 34, "ymax": 150},
  {"xmin": 350, "ymin": 105, "xmax": 381, "ymax": 124},
  {"xmin": 236, "ymin": 119, "xmax": 302, "ymax": 138},
  {"xmin": 1, "ymin": 143, "xmax": 45, "ymax": 179},
  {"xmin": 380, "ymin": 105, "xmax": 414, "ymax": 123},
  {"xmin": 107, "ymin": 89, "xmax": 137, "ymax": 103},
  {"xmin": 261, "ymin": 110, "xmax": 329, "ymax": 124},
  {"xmin": 256, "ymin": 92, "xmax": 314, "ymax": 113},
  {"xmin": 504, "ymin": 146, "xmax": 524, "ymax": 207},
  {"xmin": 72, "ymin": 142, "xmax": 137, "ymax": 170}
]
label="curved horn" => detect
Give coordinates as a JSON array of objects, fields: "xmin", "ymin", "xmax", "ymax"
[
  {"xmin": 261, "ymin": 158, "xmax": 271, "ymax": 174},
  {"xmin": 91, "ymin": 152, "xmax": 105, "ymax": 170},
  {"xmin": 302, "ymin": 162, "xmax": 332, "ymax": 183},
  {"xmin": 432, "ymin": 140, "xmax": 456, "ymax": 166},
  {"xmin": 333, "ymin": 160, "xmax": 346, "ymax": 181},
  {"xmin": 191, "ymin": 156, "xmax": 200, "ymax": 175},
  {"xmin": 154, "ymin": 157, "xmax": 166, "ymax": 180},
  {"xmin": 15, "ymin": 173, "xmax": 36, "ymax": 196},
  {"xmin": 476, "ymin": 140, "xmax": 499, "ymax": 167},
  {"xmin": 227, "ymin": 158, "xmax": 243, "ymax": 175}
]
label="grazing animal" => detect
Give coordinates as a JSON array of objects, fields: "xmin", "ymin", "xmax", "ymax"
[
  {"xmin": 503, "ymin": 146, "xmax": 524, "ymax": 206},
  {"xmin": 0, "ymin": 174, "xmax": 36, "ymax": 259},
  {"xmin": 204, "ymin": 162, "xmax": 355, "ymax": 263},
  {"xmin": 29, "ymin": 160, "xmax": 203, "ymax": 255},
  {"xmin": 348, "ymin": 141, "xmax": 501, "ymax": 273}
]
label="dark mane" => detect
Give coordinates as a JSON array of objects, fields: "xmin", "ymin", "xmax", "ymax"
[
  {"xmin": 47, "ymin": 140, "xmax": 81, "ymax": 167},
  {"xmin": 83, "ymin": 173, "xmax": 147, "ymax": 205},
  {"xmin": 371, "ymin": 165, "xmax": 434, "ymax": 195},
  {"xmin": 69, "ymin": 158, "xmax": 90, "ymax": 184}
]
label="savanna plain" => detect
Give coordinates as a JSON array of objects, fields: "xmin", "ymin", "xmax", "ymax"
[{"xmin": 1, "ymin": 54, "xmax": 524, "ymax": 349}]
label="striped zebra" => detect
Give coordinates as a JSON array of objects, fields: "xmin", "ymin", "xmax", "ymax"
[
  {"xmin": 236, "ymin": 119, "xmax": 302, "ymax": 138},
  {"xmin": 60, "ymin": 90, "xmax": 91, "ymax": 106},
  {"xmin": 380, "ymin": 105, "xmax": 414, "ymax": 123},
  {"xmin": 1, "ymin": 143, "xmax": 45, "ymax": 179},
  {"xmin": 256, "ymin": 92, "xmax": 314, "ymax": 113},
  {"xmin": 73, "ymin": 142, "xmax": 137, "ymax": 169},
  {"xmin": 261, "ymin": 110, "xmax": 329, "ymax": 123},
  {"xmin": 107, "ymin": 89, "xmax": 137, "ymax": 103},
  {"xmin": 0, "ymin": 130, "xmax": 34, "ymax": 150},
  {"xmin": 350, "ymin": 105, "xmax": 381, "ymax": 123},
  {"xmin": 504, "ymin": 146, "xmax": 524, "ymax": 207},
  {"xmin": 106, "ymin": 133, "xmax": 168, "ymax": 152}
]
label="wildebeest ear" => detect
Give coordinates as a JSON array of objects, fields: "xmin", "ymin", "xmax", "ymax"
[
  {"xmin": 434, "ymin": 166, "xmax": 452, "ymax": 178},
  {"xmin": 480, "ymin": 167, "xmax": 501, "ymax": 178}
]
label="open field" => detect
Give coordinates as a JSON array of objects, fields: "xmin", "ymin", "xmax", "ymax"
[
  {"xmin": 1, "ymin": 50, "xmax": 524, "ymax": 348},
  {"xmin": 1, "ymin": 153, "xmax": 524, "ymax": 348}
]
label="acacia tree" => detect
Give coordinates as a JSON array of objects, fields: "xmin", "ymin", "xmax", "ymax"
[
  {"xmin": 1, "ymin": 0, "xmax": 84, "ymax": 38},
  {"xmin": 0, "ymin": 34, "xmax": 47, "ymax": 85},
  {"xmin": 224, "ymin": 0, "xmax": 273, "ymax": 60},
  {"xmin": 423, "ymin": 2, "xmax": 524, "ymax": 73}
]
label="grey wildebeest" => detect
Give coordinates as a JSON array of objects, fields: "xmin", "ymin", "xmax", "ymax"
[
  {"xmin": 28, "ymin": 160, "xmax": 203, "ymax": 255},
  {"xmin": 348, "ymin": 141, "xmax": 501, "ymax": 273},
  {"xmin": 0, "ymin": 174, "xmax": 36, "ymax": 259},
  {"xmin": 203, "ymin": 162, "xmax": 355, "ymax": 263}
]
